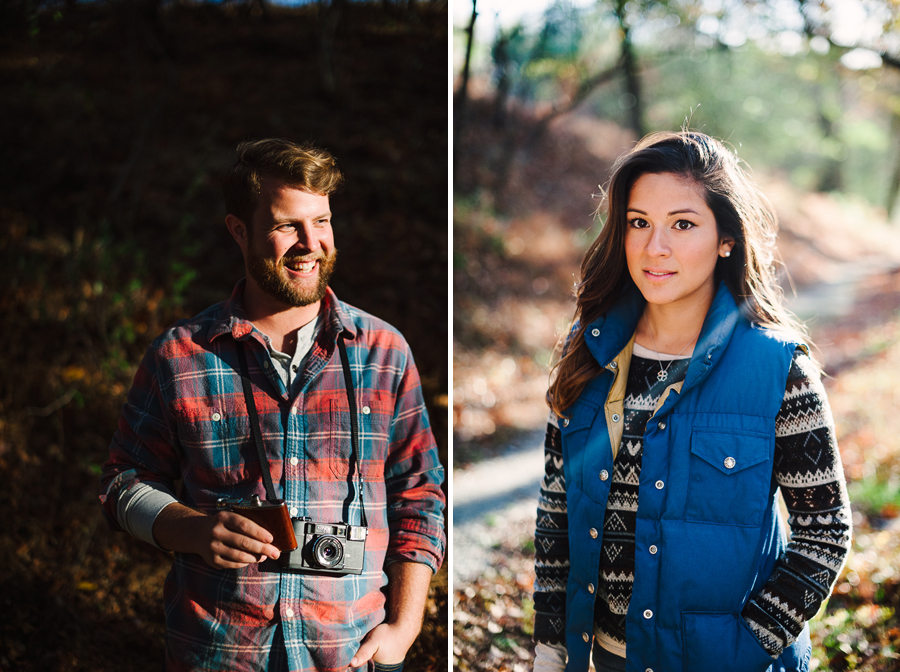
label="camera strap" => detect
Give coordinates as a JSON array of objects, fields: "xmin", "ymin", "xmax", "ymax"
[
  {"xmin": 235, "ymin": 333, "xmax": 367, "ymax": 528},
  {"xmin": 236, "ymin": 341, "xmax": 278, "ymax": 502},
  {"xmin": 336, "ymin": 332, "xmax": 368, "ymax": 529}
]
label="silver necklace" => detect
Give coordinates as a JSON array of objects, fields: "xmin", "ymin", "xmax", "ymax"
[{"xmin": 647, "ymin": 326, "xmax": 696, "ymax": 382}]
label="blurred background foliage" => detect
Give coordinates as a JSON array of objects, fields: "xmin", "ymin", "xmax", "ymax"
[
  {"xmin": 0, "ymin": 1, "xmax": 447, "ymax": 670},
  {"xmin": 453, "ymin": 0, "xmax": 900, "ymax": 670}
]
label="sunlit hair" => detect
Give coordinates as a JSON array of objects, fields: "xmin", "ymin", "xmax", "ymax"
[
  {"xmin": 222, "ymin": 138, "xmax": 343, "ymax": 226},
  {"xmin": 548, "ymin": 130, "xmax": 810, "ymax": 418}
]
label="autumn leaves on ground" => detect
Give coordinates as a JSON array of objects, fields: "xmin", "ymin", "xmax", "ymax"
[
  {"xmin": 454, "ymin": 100, "xmax": 900, "ymax": 671},
  {"xmin": 0, "ymin": 4, "xmax": 447, "ymax": 670}
]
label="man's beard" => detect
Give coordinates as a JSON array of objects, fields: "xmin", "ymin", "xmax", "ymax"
[{"xmin": 246, "ymin": 245, "xmax": 338, "ymax": 308}]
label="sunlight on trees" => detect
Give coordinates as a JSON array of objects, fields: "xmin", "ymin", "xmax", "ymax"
[{"xmin": 454, "ymin": 0, "xmax": 900, "ymax": 217}]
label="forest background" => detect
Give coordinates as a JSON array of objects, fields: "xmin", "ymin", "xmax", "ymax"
[
  {"xmin": 453, "ymin": 0, "xmax": 900, "ymax": 670},
  {"xmin": 0, "ymin": 1, "xmax": 448, "ymax": 670}
]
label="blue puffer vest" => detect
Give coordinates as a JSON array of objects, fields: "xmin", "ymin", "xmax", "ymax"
[{"xmin": 559, "ymin": 282, "xmax": 812, "ymax": 672}]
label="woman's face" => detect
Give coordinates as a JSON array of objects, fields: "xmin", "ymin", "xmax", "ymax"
[{"xmin": 624, "ymin": 172, "xmax": 734, "ymax": 313}]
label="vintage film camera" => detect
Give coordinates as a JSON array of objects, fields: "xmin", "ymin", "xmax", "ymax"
[
  {"xmin": 216, "ymin": 496, "xmax": 367, "ymax": 576},
  {"xmin": 282, "ymin": 518, "xmax": 368, "ymax": 576}
]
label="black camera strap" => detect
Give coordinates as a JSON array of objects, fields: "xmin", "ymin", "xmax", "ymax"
[
  {"xmin": 337, "ymin": 332, "xmax": 368, "ymax": 529},
  {"xmin": 236, "ymin": 341, "xmax": 278, "ymax": 502},
  {"xmin": 235, "ymin": 333, "xmax": 367, "ymax": 528}
]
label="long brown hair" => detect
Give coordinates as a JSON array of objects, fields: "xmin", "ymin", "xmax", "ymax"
[{"xmin": 548, "ymin": 130, "xmax": 808, "ymax": 417}]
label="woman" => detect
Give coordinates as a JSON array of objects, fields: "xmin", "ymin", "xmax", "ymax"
[{"xmin": 532, "ymin": 131, "xmax": 851, "ymax": 672}]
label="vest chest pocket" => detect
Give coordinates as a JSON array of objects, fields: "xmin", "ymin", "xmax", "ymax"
[
  {"xmin": 685, "ymin": 429, "xmax": 772, "ymax": 526},
  {"xmin": 559, "ymin": 402, "xmax": 603, "ymax": 492}
]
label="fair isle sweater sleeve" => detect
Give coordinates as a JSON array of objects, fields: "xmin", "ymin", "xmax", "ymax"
[
  {"xmin": 533, "ymin": 414, "xmax": 570, "ymax": 648},
  {"xmin": 742, "ymin": 348, "xmax": 853, "ymax": 657}
]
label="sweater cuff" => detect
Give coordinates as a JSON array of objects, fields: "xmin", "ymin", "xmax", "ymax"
[
  {"xmin": 534, "ymin": 642, "xmax": 567, "ymax": 672},
  {"xmin": 117, "ymin": 481, "xmax": 179, "ymax": 550}
]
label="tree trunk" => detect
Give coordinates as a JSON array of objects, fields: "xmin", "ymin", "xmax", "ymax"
[
  {"xmin": 621, "ymin": 29, "xmax": 645, "ymax": 138},
  {"xmin": 318, "ymin": 0, "xmax": 344, "ymax": 97},
  {"xmin": 814, "ymin": 86, "xmax": 843, "ymax": 193},
  {"xmin": 492, "ymin": 33, "xmax": 510, "ymax": 129},
  {"xmin": 454, "ymin": 0, "xmax": 477, "ymax": 181},
  {"xmin": 887, "ymin": 113, "xmax": 900, "ymax": 220}
]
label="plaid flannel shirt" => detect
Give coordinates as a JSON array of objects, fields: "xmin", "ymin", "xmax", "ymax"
[{"xmin": 100, "ymin": 282, "xmax": 446, "ymax": 672}]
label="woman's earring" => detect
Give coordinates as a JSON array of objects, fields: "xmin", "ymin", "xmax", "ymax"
[{"xmin": 722, "ymin": 251, "xmax": 731, "ymax": 258}]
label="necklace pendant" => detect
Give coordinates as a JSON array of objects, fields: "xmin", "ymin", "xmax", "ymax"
[{"xmin": 657, "ymin": 369, "xmax": 668, "ymax": 382}]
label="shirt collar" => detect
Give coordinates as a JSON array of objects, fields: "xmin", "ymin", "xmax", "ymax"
[{"xmin": 208, "ymin": 279, "xmax": 357, "ymax": 343}]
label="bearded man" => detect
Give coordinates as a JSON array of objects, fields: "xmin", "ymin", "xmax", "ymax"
[{"xmin": 100, "ymin": 139, "xmax": 446, "ymax": 672}]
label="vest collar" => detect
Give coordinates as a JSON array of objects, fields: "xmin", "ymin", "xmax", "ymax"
[{"xmin": 585, "ymin": 281, "xmax": 743, "ymax": 395}]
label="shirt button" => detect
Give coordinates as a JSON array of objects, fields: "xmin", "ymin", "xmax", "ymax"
[
  {"xmin": 291, "ymin": 408, "xmax": 299, "ymax": 415},
  {"xmin": 724, "ymin": 456, "xmax": 736, "ymax": 469},
  {"xmin": 290, "ymin": 457, "xmax": 299, "ymax": 466},
  {"xmin": 582, "ymin": 632, "xmax": 590, "ymax": 643},
  {"xmin": 599, "ymin": 470, "xmax": 609, "ymax": 481},
  {"xmin": 649, "ymin": 545, "xmax": 658, "ymax": 555},
  {"xmin": 263, "ymin": 361, "xmax": 270, "ymax": 369},
  {"xmin": 612, "ymin": 414, "xmax": 621, "ymax": 423},
  {"xmin": 292, "ymin": 365, "xmax": 298, "ymax": 372},
  {"xmin": 657, "ymin": 421, "xmax": 666, "ymax": 430},
  {"xmin": 643, "ymin": 609, "xmax": 653, "ymax": 619},
  {"xmin": 285, "ymin": 608, "xmax": 295, "ymax": 618},
  {"xmin": 212, "ymin": 412, "xmax": 221, "ymax": 422},
  {"xmin": 655, "ymin": 480, "xmax": 665, "ymax": 490},
  {"xmin": 589, "ymin": 527, "xmax": 598, "ymax": 539},
  {"xmin": 362, "ymin": 406, "xmax": 371, "ymax": 415},
  {"xmin": 588, "ymin": 583, "xmax": 595, "ymax": 594},
  {"xmin": 591, "ymin": 329, "xmax": 600, "ymax": 337},
  {"xmin": 563, "ymin": 418, "xmax": 570, "ymax": 427},
  {"xmin": 290, "ymin": 507, "xmax": 298, "ymax": 517}
]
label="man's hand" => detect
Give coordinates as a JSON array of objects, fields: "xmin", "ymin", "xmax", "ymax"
[
  {"xmin": 349, "ymin": 561, "xmax": 434, "ymax": 668},
  {"xmin": 152, "ymin": 503, "xmax": 282, "ymax": 569},
  {"xmin": 350, "ymin": 622, "xmax": 418, "ymax": 667}
]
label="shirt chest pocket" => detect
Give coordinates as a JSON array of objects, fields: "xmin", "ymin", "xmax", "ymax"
[
  {"xmin": 685, "ymin": 429, "xmax": 772, "ymax": 527},
  {"xmin": 170, "ymin": 397, "xmax": 255, "ymax": 487},
  {"xmin": 326, "ymin": 393, "xmax": 392, "ymax": 480}
]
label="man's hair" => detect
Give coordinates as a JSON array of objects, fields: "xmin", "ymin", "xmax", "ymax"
[{"xmin": 223, "ymin": 138, "xmax": 343, "ymax": 226}]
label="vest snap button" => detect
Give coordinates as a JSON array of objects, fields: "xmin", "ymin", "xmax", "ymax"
[
  {"xmin": 724, "ymin": 456, "xmax": 736, "ymax": 469},
  {"xmin": 591, "ymin": 329, "xmax": 600, "ymax": 337},
  {"xmin": 588, "ymin": 583, "xmax": 595, "ymax": 593},
  {"xmin": 643, "ymin": 609, "xmax": 653, "ymax": 619},
  {"xmin": 563, "ymin": 418, "xmax": 570, "ymax": 427},
  {"xmin": 599, "ymin": 470, "xmax": 609, "ymax": 481},
  {"xmin": 582, "ymin": 632, "xmax": 590, "ymax": 642},
  {"xmin": 657, "ymin": 421, "xmax": 666, "ymax": 430},
  {"xmin": 589, "ymin": 527, "xmax": 598, "ymax": 539},
  {"xmin": 655, "ymin": 480, "xmax": 665, "ymax": 490},
  {"xmin": 610, "ymin": 361, "xmax": 617, "ymax": 369},
  {"xmin": 649, "ymin": 544, "xmax": 658, "ymax": 554}
]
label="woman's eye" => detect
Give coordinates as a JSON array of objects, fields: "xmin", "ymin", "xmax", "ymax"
[
  {"xmin": 674, "ymin": 220, "xmax": 695, "ymax": 231},
  {"xmin": 629, "ymin": 218, "xmax": 649, "ymax": 228}
]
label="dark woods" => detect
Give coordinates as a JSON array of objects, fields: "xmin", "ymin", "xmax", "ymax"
[{"xmin": 0, "ymin": 2, "xmax": 448, "ymax": 670}]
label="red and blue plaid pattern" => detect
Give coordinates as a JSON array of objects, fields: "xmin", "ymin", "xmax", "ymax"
[{"xmin": 101, "ymin": 282, "xmax": 446, "ymax": 672}]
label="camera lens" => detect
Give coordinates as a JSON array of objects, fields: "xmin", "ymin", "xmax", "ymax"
[{"xmin": 312, "ymin": 535, "xmax": 344, "ymax": 569}]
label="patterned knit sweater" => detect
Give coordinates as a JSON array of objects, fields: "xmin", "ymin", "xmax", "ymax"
[{"xmin": 533, "ymin": 346, "xmax": 852, "ymax": 661}]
